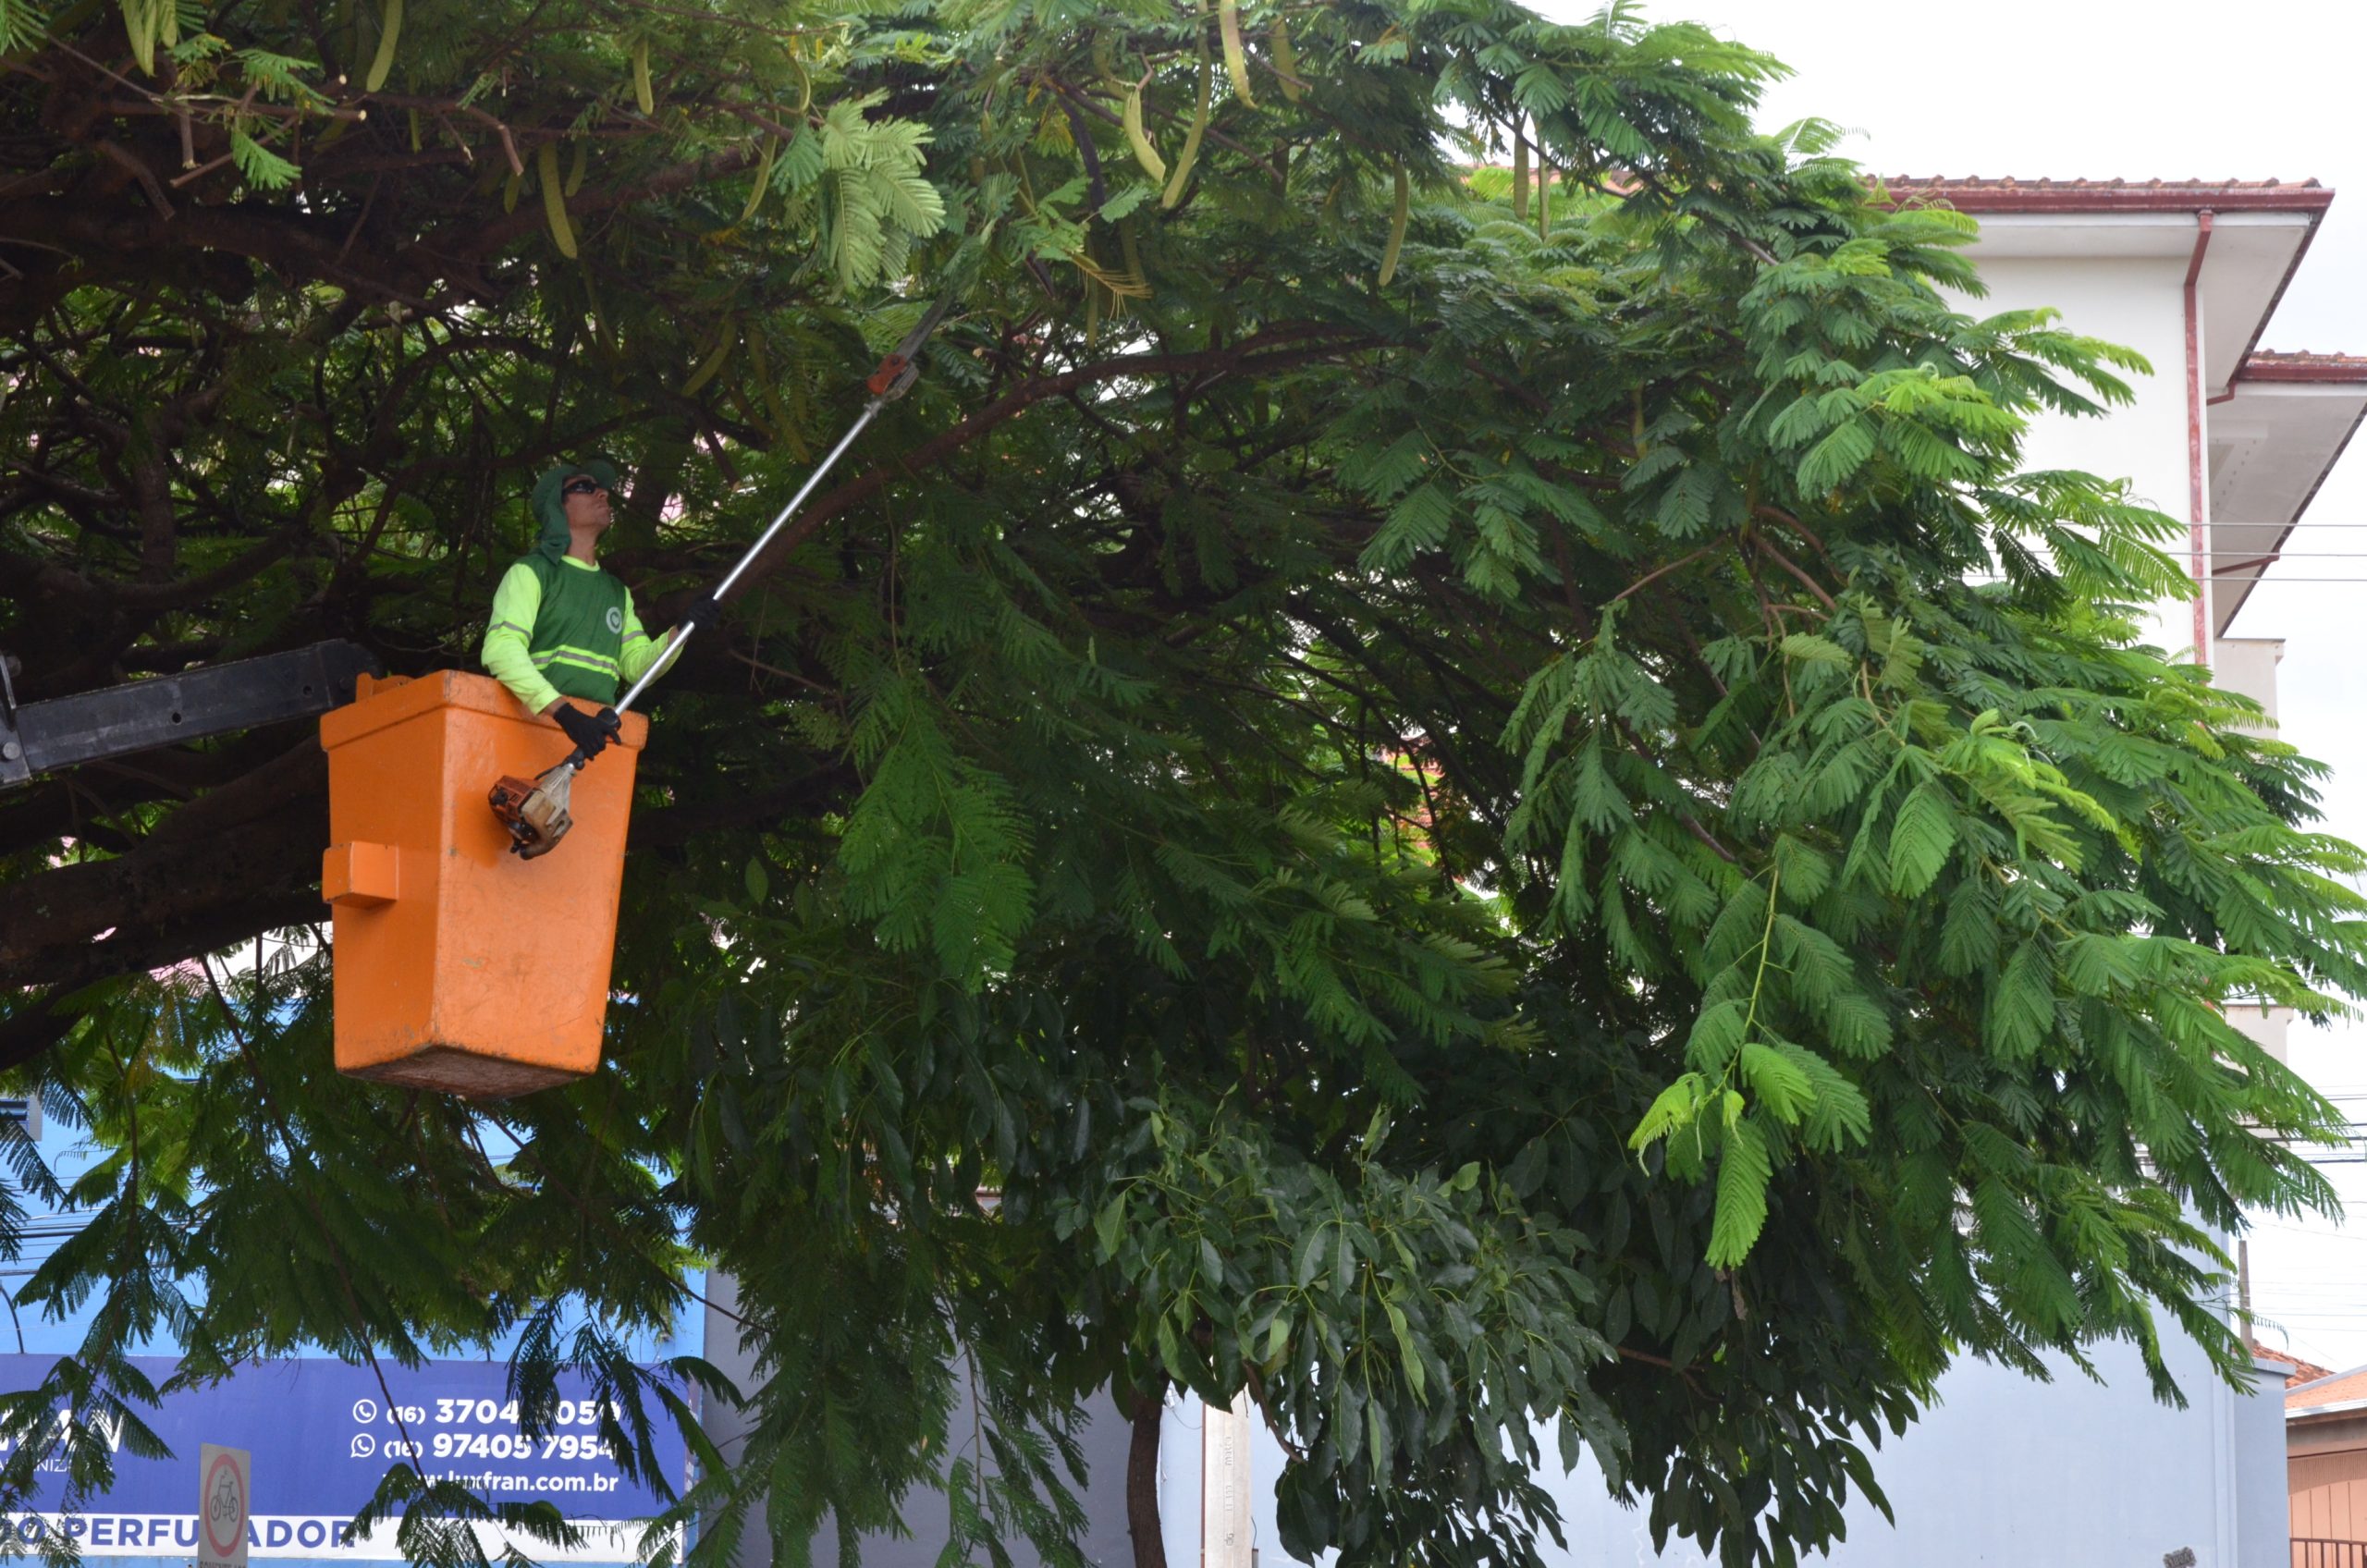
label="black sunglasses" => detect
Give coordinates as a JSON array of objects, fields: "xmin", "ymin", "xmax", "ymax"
[{"xmin": 561, "ymin": 477, "xmax": 607, "ymax": 497}]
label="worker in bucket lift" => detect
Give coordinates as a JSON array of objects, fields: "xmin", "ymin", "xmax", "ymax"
[{"xmin": 481, "ymin": 459, "xmax": 685, "ymax": 754}]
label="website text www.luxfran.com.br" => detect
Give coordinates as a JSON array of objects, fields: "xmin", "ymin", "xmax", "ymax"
[{"xmin": 430, "ymin": 1471, "xmax": 625, "ymax": 1492}]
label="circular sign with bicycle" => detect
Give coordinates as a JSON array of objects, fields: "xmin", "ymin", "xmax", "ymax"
[{"xmin": 199, "ymin": 1443, "xmax": 251, "ymax": 1568}]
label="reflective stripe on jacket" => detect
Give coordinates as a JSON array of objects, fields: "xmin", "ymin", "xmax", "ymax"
[{"xmin": 482, "ymin": 557, "xmax": 675, "ymax": 711}]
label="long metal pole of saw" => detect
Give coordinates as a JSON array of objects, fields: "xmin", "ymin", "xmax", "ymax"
[
  {"xmin": 604, "ymin": 288, "xmax": 953, "ymax": 723},
  {"xmin": 608, "ymin": 395, "xmax": 887, "ymax": 720}
]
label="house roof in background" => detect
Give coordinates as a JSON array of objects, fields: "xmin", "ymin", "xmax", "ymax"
[
  {"xmin": 1872, "ymin": 175, "xmax": 2361, "ymax": 641},
  {"xmin": 2211, "ymin": 355, "xmax": 2367, "ymax": 633},
  {"xmin": 2241, "ymin": 349, "xmax": 2367, "ymax": 383},
  {"xmin": 2259, "ymin": 1345, "xmax": 2338, "ymax": 1387},
  {"xmin": 1881, "ymin": 176, "xmax": 2334, "ymax": 214},
  {"xmin": 2288, "ymin": 1363, "xmax": 2367, "ymax": 1414},
  {"xmin": 1876, "ymin": 175, "xmax": 2334, "ymax": 398}
]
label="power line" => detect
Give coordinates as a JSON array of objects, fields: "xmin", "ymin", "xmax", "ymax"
[{"xmin": 2249, "ymin": 1224, "xmax": 2367, "ymax": 1243}]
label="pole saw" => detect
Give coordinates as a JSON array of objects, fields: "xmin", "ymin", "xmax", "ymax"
[{"xmin": 488, "ymin": 291, "xmax": 958, "ymax": 860}]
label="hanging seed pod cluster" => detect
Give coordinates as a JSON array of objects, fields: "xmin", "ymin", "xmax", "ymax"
[{"xmin": 1065, "ymin": 1, "xmax": 1427, "ymax": 300}]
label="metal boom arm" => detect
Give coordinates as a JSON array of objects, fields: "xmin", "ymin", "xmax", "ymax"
[{"xmin": 0, "ymin": 641, "xmax": 384, "ymax": 790}]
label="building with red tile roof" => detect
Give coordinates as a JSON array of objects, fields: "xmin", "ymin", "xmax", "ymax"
[
  {"xmin": 2288, "ymin": 1365, "xmax": 2367, "ymax": 1542},
  {"xmin": 1878, "ymin": 176, "xmax": 2366, "ymax": 649},
  {"xmin": 2263, "ymin": 1345, "xmax": 2341, "ymax": 1389}
]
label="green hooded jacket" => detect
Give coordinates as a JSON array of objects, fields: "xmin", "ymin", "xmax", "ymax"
[{"xmin": 481, "ymin": 459, "xmax": 675, "ymax": 710}]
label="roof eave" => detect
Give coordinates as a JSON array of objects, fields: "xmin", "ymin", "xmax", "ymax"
[
  {"xmin": 2239, "ymin": 361, "xmax": 2367, "ymax": 385},
  {"xmin": 2212, "ymin": 366, "xmax": 2367, "ymax": 636},
  {"xmin": 1881, "ymin": 182, "xmax": 2335, "ymax": 216}
]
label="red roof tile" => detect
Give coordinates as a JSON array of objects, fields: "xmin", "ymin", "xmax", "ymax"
[
  {"xmin": 1881, "ymin": 176, "xmax": 2333, "ymax": 214},
  {"xmin": 2289, "ymin": 1364, "xmax": 2367, "ymax": 1412},
  {"xmin": 2259, "ymin": 1346, "xmax": 2338, "ymax": 1387}
]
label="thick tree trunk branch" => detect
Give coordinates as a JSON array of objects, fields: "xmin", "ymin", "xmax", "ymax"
[
  {"xmin": 0, "ymin": 986, "xmax": 80, "ymax": 1073},
  {"xmin": 0, "ymin": 194, "xmax": 473, "ymax": 313},
  {"xmin": 0, "ymin": 745, "xmax": 326, "ymax": 996},
  {"xmin": 1123, "ymin": 1381, "xmax": 1169, "ymax": 1568}
]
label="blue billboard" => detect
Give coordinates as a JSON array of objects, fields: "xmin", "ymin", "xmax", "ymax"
[{"xmin": 0, "ymin": 1355, "xmax": 689, "ymax": 1562}]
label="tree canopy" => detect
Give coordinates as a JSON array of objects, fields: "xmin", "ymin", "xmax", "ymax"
[{"xmin": 2, "ymin": 0, "xmax": 2362, "ymax": 1565}]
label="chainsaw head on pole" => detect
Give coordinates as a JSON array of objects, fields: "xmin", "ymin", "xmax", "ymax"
[{"xmin": 489, "ymin": 761, "xmax": 577, "ymax": 858}]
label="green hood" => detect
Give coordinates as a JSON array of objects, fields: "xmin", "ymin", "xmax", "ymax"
[{"xmin": 528, "ymin": 459, "xmax": 622, "ymax": 563}]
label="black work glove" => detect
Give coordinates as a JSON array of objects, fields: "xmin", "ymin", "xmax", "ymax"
[
  {"xmin": 683, "ymin": 592, "xmax": 725, "ymax": 631},
  {"xmin": 553, "ymin": 704, "xmax": 622, "ymax": 758}
]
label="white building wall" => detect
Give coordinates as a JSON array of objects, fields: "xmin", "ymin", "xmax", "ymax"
[
  {"xmin": 1953, "ymin": 251, "xmax": 2205, "ymax": 661},
  {"xmin": 2216, "ymin": 638, "xmax": 2286, "ymax": 725},
  {"xmin": 1520, "ymin": 1345, "xmax": 2284, "ymax": 1567},
  {"xmin": 2217, "ymin": 638, "xmax": 2293, "ymax": 1064},
  {"xmin": 1184, "ymin": 1343, "xmax": 2287, "ymax": 1566}
]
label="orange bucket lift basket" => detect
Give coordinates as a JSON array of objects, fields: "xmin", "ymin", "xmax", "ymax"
[
  {"xmin": 319, "ymin": 672, "xmax": 645, "ymax": 1097},
  {"xmin": 308, "ymin": 286, "xmax": 959, "ymax": 1096}
]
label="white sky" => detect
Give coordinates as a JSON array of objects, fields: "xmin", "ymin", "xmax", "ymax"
[{"xmin": 1520, "ymin": 0, "xmax": 2367, "ymax": 1370}]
